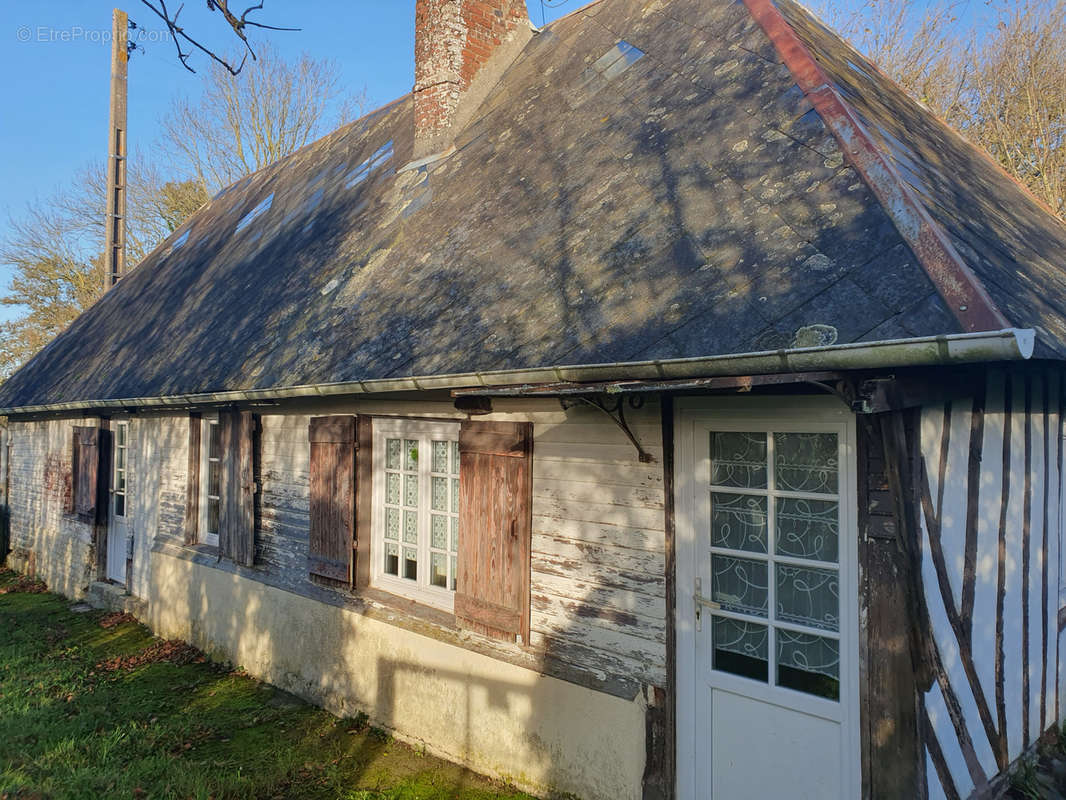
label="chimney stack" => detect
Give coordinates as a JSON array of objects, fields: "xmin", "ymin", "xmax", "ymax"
[{"xmin": 413, "ymin": 0, "xmax": 532, "ymax": 156}]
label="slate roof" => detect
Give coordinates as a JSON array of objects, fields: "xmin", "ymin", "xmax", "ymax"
[{"xmin": 2, "ymin": 0, "xmax": 1065, "ymax": 411}]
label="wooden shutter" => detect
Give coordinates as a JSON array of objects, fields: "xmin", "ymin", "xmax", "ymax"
[
  {"xmin": 308, "ymin": 415, "xmax": 356, "ymax": 582},
  {"xmin": 455, "ymin": 420, "xmax": 533, "ymax": 643},
  {"xmin": 66, "ymin": 429, "xmax": 80, "ymax": 515},
  {"xmin": 73, "ymin": 426, "xmax": 103, "ymax": 523},
  {"xmin": 354, "ymin": 416, "xmax": 373, "ymax": 588},
  {"xmin": 183, "ymin": 413, "xmax": 202, "ymax": 545},
  {"xmin": 218, "ymin": 410, "xmax": 256, "ymax": 567}
]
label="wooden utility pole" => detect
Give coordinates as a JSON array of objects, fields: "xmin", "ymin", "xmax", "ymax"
[{"xmin": 104, "ymin": 8, "xmax": 129, "ymax": 291}]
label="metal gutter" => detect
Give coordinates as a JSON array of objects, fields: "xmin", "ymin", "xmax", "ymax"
[
  {"xmin": 0, "ymin": 329, "xmax": 1035, "ymax": 417},
  {"xmin": 741, "ymin": 0, "xmax": 1009, "ymax": 334}
]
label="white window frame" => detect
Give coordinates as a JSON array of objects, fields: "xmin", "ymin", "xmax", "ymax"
[
  {"xmin": 199, "ymin": 414, "xmax": 221, "ymax": 548},
  {"xmin": 112, "ymin": 420, "xmax": 129, "ymax": 519},
  {"xmin": 371, "ymin": 418, "xmax": 461, "ymax": 612}
]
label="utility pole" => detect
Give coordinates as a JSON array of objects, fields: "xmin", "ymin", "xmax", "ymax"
[{"xmin": 103, "ymin": 8, "xmax": 128, "ymax": 292}]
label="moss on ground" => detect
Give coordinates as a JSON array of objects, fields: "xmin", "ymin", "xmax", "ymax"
[{"xmin": 0, "ymin": 568, "xmax": 537, "ymax": 800}]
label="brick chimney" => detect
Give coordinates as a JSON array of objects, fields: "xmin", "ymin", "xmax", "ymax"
[{"xmin": 413, "ymin": 0, "xmax": 532, "ymax": 156}]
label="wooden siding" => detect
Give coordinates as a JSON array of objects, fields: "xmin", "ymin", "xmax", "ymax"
[{"xmin": 918, "ymin": 368, "xmax": 1063, "ymax": 800}]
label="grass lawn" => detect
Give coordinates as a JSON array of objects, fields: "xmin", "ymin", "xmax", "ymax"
[{"xmin": 0, "ymin": 568, "xmax": 536, "ymax": 800}]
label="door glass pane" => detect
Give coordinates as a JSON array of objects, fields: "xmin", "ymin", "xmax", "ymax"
[
  {"xmin": 432, "ymin": 441, "xmax": 449, "ymax": 474},
  {"xmin": 117, "ymin": 424, "xmax": 127, "ymax": 447},
  {"xmin": 403, "ymin": 547, "xmax": 417, "ymax": 580},
  {"xmin": 403, "ymin": 474, "xmax": 418, "ymax": 507},
  {"xmin": 776, "ymin": 565, "xmax": 839, "ymax": 631},
  {"xmin": 776, "ymin": 498, "xmax": 839, "ymax": 562},
  {"xmin": 710, "ymin": 432, "xmax": 767, "ymax": 488},
  {"xmin": 384, "ymin": 508, "xmax": 400, "ymax": 540},
  {"xmin": 386, "ymin": 438, "xmax": 402, "ymax": 470},
  {"xmin": 115, "ymin": 447, "xmax": 126, "ymax": 470},
  {"xmin": 386, "ymin": 473, "xmax": 401, "ymax": 505},
  {"xmin": 404, "ymin": 440, "xmax": 418, "ymax": 471},
  {"xmin": 774, "ymin": 433, "xmax": 838, "ymax": 494},
  {"xmin": 384, "ymin": 542, "xmax": 399, "ymax": 575},
  {"xmin": 431, "ymin": 476, "xmax": 448, "ymax": 511},
  {"xmin": 711, "ymin": 493, "xmax": 767, "ymax": 553},
  {"xmin": 777, "ymin": 630, "xmax": 839, "ymax": 699},
  {"xmin": 114, "ymin": 494, "xmax": 125, "ymax": 517},
  {"xmin": 711, "ymin": 555, "xmax": 768, "ymax": 617},
  {"xmin": 403, "ymin": 510, "xmax": 418, "ymax": 544},
  {"xmin": 712, "ymin": 617, "xmax": 768, "ymax": 682},
  {"xmin": 431, "ymin": 515, "xmax": 448, "ymax": 549},
  {"xmin": 208, "ymin": 461, "xmax": 220, "ymax": 498},
  {"xmin": 208, "ymin": 422, "xmax": 221, "ymax": 458}
]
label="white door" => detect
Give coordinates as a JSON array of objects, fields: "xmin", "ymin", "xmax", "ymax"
[
  {"xmin": 676, "ymin": 398, "xmax": 860, "ymax": 799},
  {"xmin": 106, "ymin": 421, "xmax": 130, "ymax": 584}
]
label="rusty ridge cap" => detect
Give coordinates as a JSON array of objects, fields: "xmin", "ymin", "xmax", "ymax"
[{"xmin": 740, "ymin": 0, "xmax": 1009, "ymax": 334}]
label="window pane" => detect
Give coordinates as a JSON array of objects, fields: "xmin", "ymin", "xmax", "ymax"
[
  {"xmin": 208, "ymin": 460, "xmax": 220, "ymax": 498},
  {"xmin": 711, "ymin": 432, "xmax": 767, "ymax": 488},
  {"xmin": 403, "ymin": 548, "xmax": 418, "ymax": 580},
  {"xmin": 209, "ymin": 422, "xmax": 221, "ymax": 458},
  {"xmin": 114, "ymin": 494, "xmax": 125, "ymax": 517},
  {"xmin": 777, "ymin": 630, "xmax": 839, "ymax": 700},
  {"xmin": 450, "ymin": 555, "xmax": 457, "ymax": 591},
  {"xmin": 385, "ymin": 542, "xmax": 399, "ymax": 575},
  {"xmin": 403, "ymin": 510, "xmax": 418, "ymax": 544},
  {"xmin": 384, "ymin": 508, "xmax": 400, "ymax": 540},
  {"xmin": 430, "ymin": 553, "xmax": 448, "ymax": 588},
  {"xmin": 386, "ymin": 438, "xmax": 402, "ymax": 470},
  {"xmin": 386, "ymin": 473, "xmax": 401, "ymax": 505},
  {"xmin": 776, "ymin": 565, "xmax": 839, "ymax": 631},
  {"xmin": 116, "ymin": 447, "xmax": 126, "ymax": 470},
  {"xmin": 404, "ymin": 440, "xmax": 418, "ymax": 471},
  {"xmin": 713, "ymin": 617, "xmax": 768, "ymax": 682},
  {"xmin": 450, "ymin": 516, "xmax": 459, "ymax": 552},
  {"xmin": 774, "ymin": 433, "xmax": 838, "ymax": 494},
  {"xmin": 207, "ymin": 497, "xmax": 220, "ymax": 535},
  {"xmin": 431, "ymin": 515, "xmax": 448, "ymax": 549},
  {"xmin": 451, "ymin": 477, "xmax": 460, "ymax": 512},
  {"xmin": 117, "ymin": 424, "xmax": 127, "ymax": 447},
  {"xmin": 711, "ymin": 493, "xmax": 767, "ymax": 553},
  {"xmin": 432, "ymin": 441, "xmax": 449, "ymax": 474},
  {"xmin": 776, "ymin": 498, "xmax": 839, "ymax": 562},
  {"xmin": 432, "ymin": 476, "xmax": 448, "ymax": 512},
  {"xmin": 712, "ymin": 555, "xmax": 768, "ymax": 617},
  {"xmin": 404, "ymin": 474, "xmax": 419, "ymax": 507},
  {"xmin": 451, "ymin": 441, "xmax": 460, "ymax": 474}
]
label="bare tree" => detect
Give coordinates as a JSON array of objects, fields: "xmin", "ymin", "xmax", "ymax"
[
  {"xmin": 821, "ymin": 0, "xmax": 1066, "ymax": 219},
  {"xmin": 0, "ymin": 162, "xmax": 208, "ymax": 377},
  {"xmin": 161, "ymin": 44, "xmax": 366, "ymax": 192},
  {"xmin": 137, "ymin": 0, "xmax": 299, "ymax": 75}
]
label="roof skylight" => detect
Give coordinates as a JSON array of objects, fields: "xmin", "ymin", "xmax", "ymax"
[
  {"xmin": 592, "ymin": 40, "xmax": 645, "ymax": 80},
  {"xmin": 235, "ymin": 192, "xmax": 274, "ymax": 234},
  {"xmin": 345, "ymin": 140, "xmax": 395, "ymax": 190},
  {"xmin": 170, "ymin": 229, "xmax": 191, "ymax": 251}
]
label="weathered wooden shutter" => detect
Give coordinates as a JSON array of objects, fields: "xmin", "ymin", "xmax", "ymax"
[
  {"xmin": 66, "ymin": 428, "xmax": 80, "ymax": 515},
  {"xmin": 354, "ymin": 416, "xmax": 373, "ymax": 588},
  {"xmin": 218, "ymin": 410, "xmax": 256, "ymax": 567},
  {"xmin": 455, "ymin": 420, "xmax": 533, "ymax": 642},
  {"xmin": 73, "ymin": 426, "xmax": 103, "ymax": 523},
  {"xmin": 183, "ymin": 413, "xmax": 202, "ymax": 545},
  {"xmin": 308, "ymin": 415, "xmax": 356, "ymax": 582}
]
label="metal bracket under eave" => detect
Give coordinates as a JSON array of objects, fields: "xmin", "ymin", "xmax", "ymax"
[{"xmin": 560, "ymin": 394, "xmax": 656, "ymax": 463}]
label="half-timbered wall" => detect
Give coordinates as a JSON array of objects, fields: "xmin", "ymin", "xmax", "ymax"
[{"xmin": 918, "ymin": 367, "xmax": 1064, "ymax": 799}]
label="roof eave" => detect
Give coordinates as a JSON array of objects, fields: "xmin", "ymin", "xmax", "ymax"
[{"xmin": 0, "ymin": 329, "xmax": 1036, "ymax": 417}]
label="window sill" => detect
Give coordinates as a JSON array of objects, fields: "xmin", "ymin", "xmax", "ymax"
[{"xmin": 186, "ymin": 542, "xmax": 219, "ymax": 558}]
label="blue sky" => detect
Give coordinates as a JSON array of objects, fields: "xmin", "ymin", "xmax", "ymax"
[{"xmin": 0, "ymin": 0, "xmax": 579, "ymax": 323}]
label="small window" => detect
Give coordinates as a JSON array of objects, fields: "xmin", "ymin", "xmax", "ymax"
[
  {"xmin": 113, "ymin": 421, "xmax": 129, "ymax": 518},
  {"xmin": 170, "ymin": 229, "xmax": 191, "ymax": 251},
  {"xmin": 372, "ymin": 419, "xmax": 460, "ymax": 610},
  {"xmin": 200, "ymin": 415, "xmax": 222, "ymax": 547}
]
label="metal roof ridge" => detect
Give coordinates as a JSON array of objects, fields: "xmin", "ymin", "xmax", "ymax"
[{"xmin": 740, "ymin": 0, "xmax": 1009, "ymax": 335}]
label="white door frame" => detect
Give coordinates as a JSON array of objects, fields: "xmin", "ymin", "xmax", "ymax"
[
  {"xmin": 106, "ymin": 419, "xmax": 131, "ymax": 585},
  {"xmin": 674, "ymin": 395, "xmax": 861, "ymax": 799}
]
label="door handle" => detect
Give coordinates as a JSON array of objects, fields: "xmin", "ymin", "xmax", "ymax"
[{"xmin": 694, "ymin": 577, "xmax": 720, "ymax": 631}]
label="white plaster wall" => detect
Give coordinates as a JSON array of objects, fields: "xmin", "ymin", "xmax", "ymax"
[{"xmin": 149, "ymin": 552, "xmax": 647, "ymax": 800}]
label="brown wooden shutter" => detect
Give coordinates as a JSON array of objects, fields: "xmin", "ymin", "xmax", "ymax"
[
  {"xmin": 183, "ymin": 413, "xmax": 202, "ymax": 545},
  {"xmin": 354, "ymin": 416, "xmax": 373, "ymax": 589},
  {"xmin": 455, "ymin": 420, "xmax": 533, "ymax": 643},
  {"xmin": 66, "ymin": 428, "xmax": 80, "ymax": 515},
  {"xmin": 308, "ymin": 415, "xmax": 356, "ymax": 582},
  {"xmin": 218, "ymin": 410, "xmax": 256, "ymax": 567},
  {"xmin": 73, "ymin": 426, "xmax": 103, "ymax": 523}
]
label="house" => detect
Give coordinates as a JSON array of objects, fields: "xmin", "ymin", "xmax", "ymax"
[{"xmin": 2, "ymin": 0, "xmax": 1066, "ymax": 796}]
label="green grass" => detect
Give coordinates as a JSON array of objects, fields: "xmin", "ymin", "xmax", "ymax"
[{"xmin": 0, "ymin": 568, "xmax": 537, "ymax": 800}]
